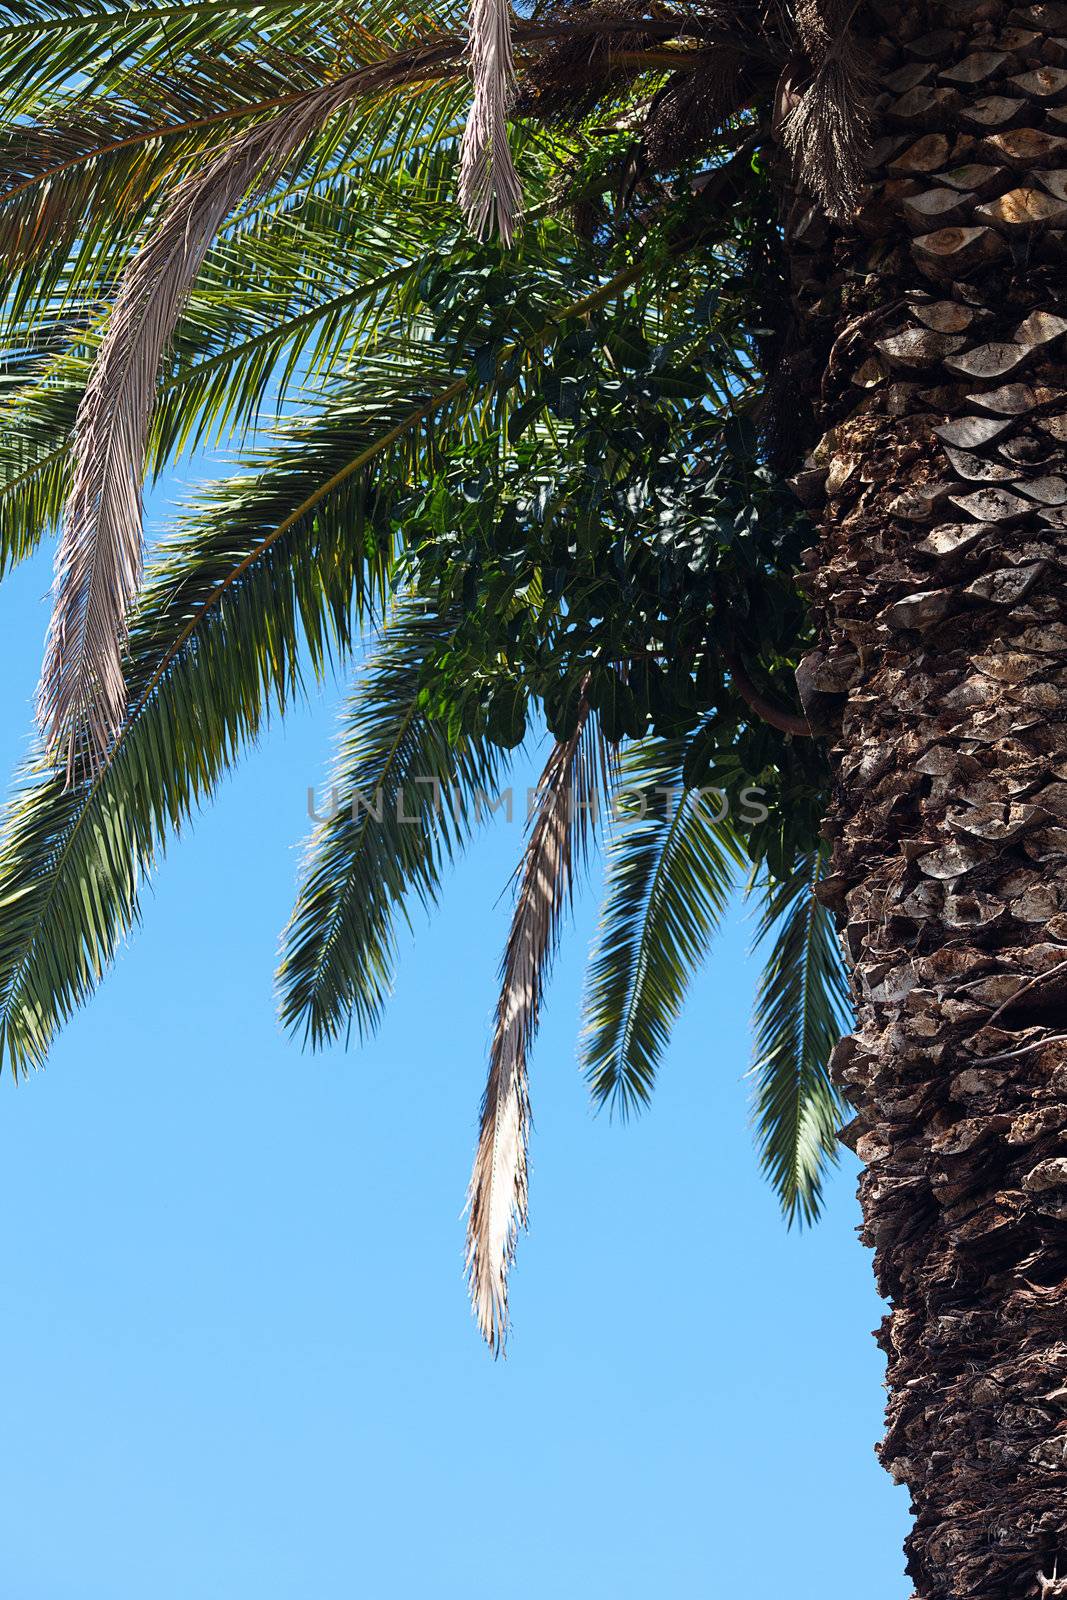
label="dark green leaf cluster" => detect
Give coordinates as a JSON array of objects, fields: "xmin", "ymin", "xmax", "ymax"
[{"xmin": 397, "ymin": 247, "xmax": 826, "ymax": 883}]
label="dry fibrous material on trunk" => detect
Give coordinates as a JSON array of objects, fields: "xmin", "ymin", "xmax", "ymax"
[
  {"xmin": 781, "ymin": 0, "xmax": 874, "ymax": 219},
  {"xmin": 784, "ymin": 0, "xmax": 1067, "ymax": 1591}
]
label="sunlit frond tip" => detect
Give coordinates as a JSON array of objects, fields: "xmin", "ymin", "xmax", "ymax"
[
  {"xmin": 582, "ymin": 737, "xmax": 742, "ymax": 1120},
  {"xmin": 749, "ymin": 847, "xmax": 851, "ymax": 1227}
]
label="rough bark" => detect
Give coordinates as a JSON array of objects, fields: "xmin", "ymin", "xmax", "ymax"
[{"xmin": 789, "ymin": 2, "xmax": 1067, "ymax": 1595}]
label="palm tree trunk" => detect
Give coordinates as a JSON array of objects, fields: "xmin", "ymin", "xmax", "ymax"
[{"xmin": 792, "ymin": 1, "xmax": 1067, "ymax": 1594}]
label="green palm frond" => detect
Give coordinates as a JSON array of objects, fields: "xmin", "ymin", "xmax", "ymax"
[
  {"xmin": 0, "ymin": 3, "xmax": 363, "ymax": 299},
  {"xmin": 0, "ymin": 146, "xmax": 465, "ymax": 569},
  {"xmin": 749, "ymin": 846, "xmax": 851, "ymax": 1226},
  {"xmin": 0, "ymin": 358, "xmax": 482, "ymax": 1074},
  {"xmin": 0, "ymin": 215, "xmax": 634, "ymax": 1068},
  {"xmin": 0, "ymin": 358, "xmax": 80, "ymax": 572},
  {"xmin": 583, "ymin": 735, "xmax": 744, "ymax": 1117},
  {"xmin": 150, "ymin": 140, "xmax": 470, "ymax": 458},
  {"xmin": 0, "ymin": 11, "xmax": 465, "ymax": 334},
  {"xmin": 277, "ymin": 597, "xmax": 512, "ymax": 1048},
  {"xmin": 0, "ymin": 44, "xmax": 323, "ymax": 272},
  {"xmin": 0, "ymin": 107, "xmax": 571, "ymax": 575},
  {"xmin": 0, "ymin": 0, "xmax": 342, "ymax": 101},
  {"xmin": 0, "ymin": 0, "xmax": 851, "ymax": 1285}
]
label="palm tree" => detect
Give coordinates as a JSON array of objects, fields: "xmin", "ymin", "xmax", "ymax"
[{"xmin": 2, "ymin": 1, "xmax": 1066, "ymax": 1594}]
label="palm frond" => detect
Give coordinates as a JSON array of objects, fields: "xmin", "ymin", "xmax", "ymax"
[
  {"xmin": 583, "ymin": 734, "xmax": 743, "ymax": 1117},
  {"xmin": 37, "ymin": 37, "xmax": 466, "ymax": 774},
  {"xmin": 0, "ymin": 44, "xmax": 323, "ymax": 279},
  {"xmin": 277, "ymin": 597, "xmax": 513, "ymax": 1047},
  {"xmin": 748, "ymin": 845, "xmax": 850, "ymax": 1225},
  {"xmin": 0, "ymin": 356, "xmax": 81, "ymax": 573},
  {"xmin": 458, "ymin": 0, "xmax": 521, "ymax": 242},
  {"xmin": 0, "ymin": 0, "xmax": 342, "ymax": 102},
  {"xmin": 2, "ymin": 221, "xmax": 632, "ymax": 1066},
  {"xmin": 466, "ymin": 695, "xmax": 604, "ymax": 1354},
  {"xmin": 0, "ymin": 22, "xmax": 465, "ymax": 325},
  {"xmin": 0, "ymin": 123, "xmax": 467, "ymax": 571},
  {"xmin": 0, "ymin": 359, "xmax": 485, "ymax": 1076}
]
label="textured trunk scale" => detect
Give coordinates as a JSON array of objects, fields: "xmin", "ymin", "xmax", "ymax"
[{"xmin": 788, "ymin": 1, "xmax": 1067, "ymax": 1594}]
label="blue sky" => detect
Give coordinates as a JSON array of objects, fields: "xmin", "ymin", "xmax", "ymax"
[{"xmin": 0, "ymin": 463, "xmax": 910, "ymax": 1598}]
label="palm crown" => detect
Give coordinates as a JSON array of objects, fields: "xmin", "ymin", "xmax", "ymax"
[{"xmin": 0, "ymin": 0, "xmax": 861, "ymax": 1348}]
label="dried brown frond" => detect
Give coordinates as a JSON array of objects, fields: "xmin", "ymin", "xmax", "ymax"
[
  {"xmin": 459, "ymin": 0, "xmax": 523, "ymax": 242},
  {"xmin": 516, "ymin": 2, "xmax": 779, "ymax": 184},
  {"xmin": 781, "ymin": 0, "xmax": 873, "ymax": 220},
  {"xmin": 465, "ymin": 695, "xmax": 607, "ymax": 1354},
  {"xmin": 515, "ymin": 1, "xmax": 655, "ymax": 126}
]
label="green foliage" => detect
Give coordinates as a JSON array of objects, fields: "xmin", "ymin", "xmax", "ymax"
[
  {"xmin": 750, "ymin": 848, "xmax": 851, "ymax": 1224},
  {"xmin": 0, "ymin": 376, "xmax": 452, "ymax": 1072},
  {"xmin": 583, "ymin": 734, "xmax": 744, "ymax": 1116},
  {"xmin": 277, "ymin": 597, "xmax": 513, "ymax": 1047},
  {"xmin": 0, "ymin": 0, "xmax": 851, "ymax": 1221},
  {"xmin": 0, "ymin": 87, "xmax": 471, "ymax": 568}
]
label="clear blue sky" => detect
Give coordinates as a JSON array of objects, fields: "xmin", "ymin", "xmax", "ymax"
[{"xmin": 0, "ymin": 460, "xmax": 910, "ymax": 1598}]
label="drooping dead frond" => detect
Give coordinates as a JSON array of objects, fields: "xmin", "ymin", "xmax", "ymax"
[
  {"xmin": 782, "ymin": 0, "xmax": 872, "ymax": 221},
  {"xmin": 37, "ymin": 40, "xmax": 463, "ymax": 778},
  {"xmin": 458, "ymin": 0, "xmax": 522, "ymax": 242},
  {"xmin": 465, "ymin": 695, "xmax": 606, "ymax": 1354}
]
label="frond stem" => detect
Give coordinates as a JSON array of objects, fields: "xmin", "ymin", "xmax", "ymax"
[{"xmin": 724, "ymin": 649, "xmax": 811, "ymax": 738}]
